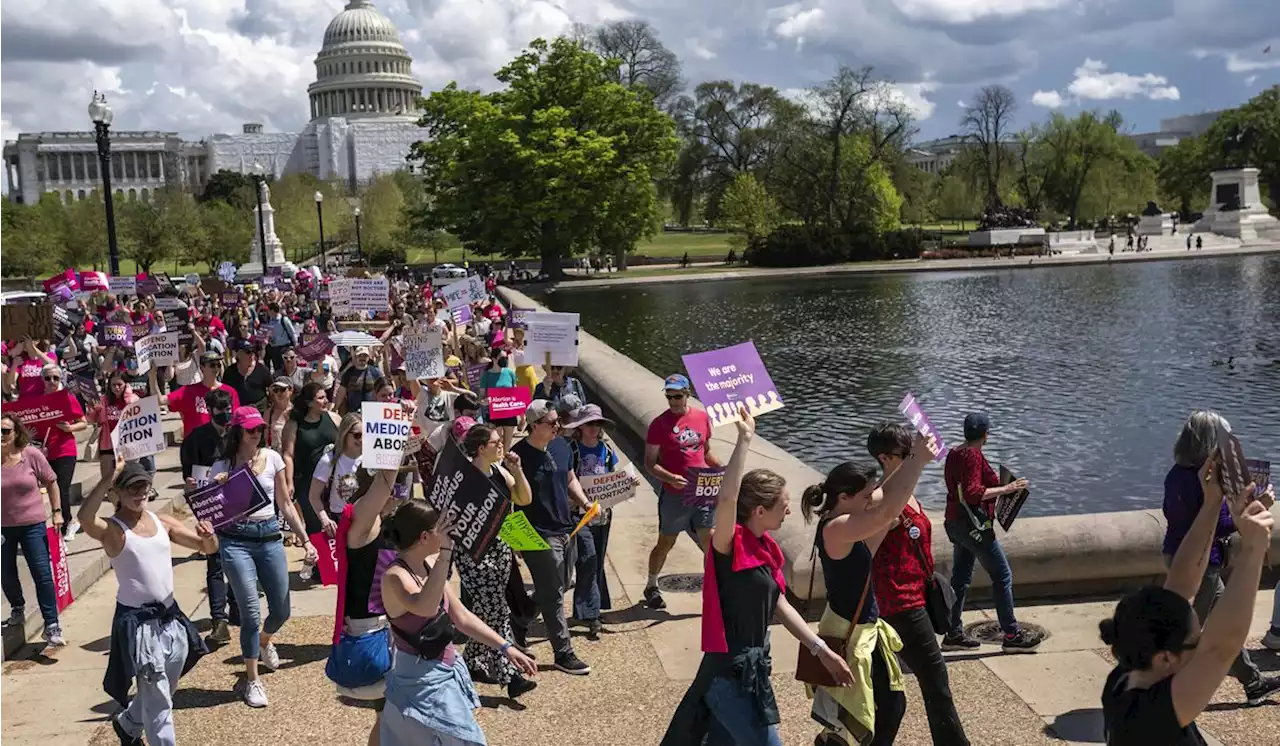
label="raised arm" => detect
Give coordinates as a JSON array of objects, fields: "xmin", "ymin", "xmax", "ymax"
[
  {"xmin": 382, "ymin": 524, "xmax": 454, "ymax": 619},
  {"xmin": 824, "ymin": 434, "xmax": 931, "ymax": 554},
  {"xmin": 1164, "ymin": 457, "xmax": 1227, "ymax": 602},
  {"xmin": 711, "ymin": 405, "xmax": 755, "ymax": 556},
  {"xmin": 78, "ymin": 453, "xmax": 126, "ymax": 557},
  {"xmin": 350, "ymin": 470, "xmax": 397, "ymax": 546}
]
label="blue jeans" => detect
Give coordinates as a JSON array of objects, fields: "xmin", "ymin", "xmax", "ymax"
[
  {"xmin": 1, "ymin": 522, "xmax": 59, "ymax": 627},
  {"xmin": 573, "ymin": 521, "xmax": 611, "ymax": 620},
  {"xmin": 205, "ymin": 553, "xmax": 237, "ymax": 624},
  {"xmin": 1272, "ymin": 579, "xmax": 1280, "ymax": 632},
  {"xmin": 944, "ymin": 520, "xmax": 1018, "ymax": 635},
  {"xmin": 218, "ymin": 518, "xmax": 290, "ymax": 659},
  {"xmin": 704, "ymin": 676, "xmax": 782, "ymax": 746}
]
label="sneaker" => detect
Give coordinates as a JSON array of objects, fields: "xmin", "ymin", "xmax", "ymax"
[
  {"xmin": 111, "ymin": 714, "xmax": 142, "ymax": 745},
  {"xmin": 587, "ymin": 619, "xmax": 602, "ymax": 641},
  {"xmin": 1243, "ymin": 674, "xmax": 1280, "ymax": 707},
  {"xmin": 3, "ymin": 606, "xmax": 24, "ymax": 628},
  {"xmin": 43, "ymin": 623, "xmax": 67, "ymax": 647},
  {"xmin": 507, "ymin": 673, "xmax": 538, "ymax": 698},
  {"xmin": 242, "ymin": 678, "xmax": 269, "ymax": 708},
  {"xmin": 63, "ymin": 520, "xmax": 81, "ymax": 542},
  {"xmin": 643, "ymin": 585, "xmax": 667, "ymax": 610},
  {"xmin": 1263, "ymin": 628, "xmax": 1280, "ymax": 651},
  {"xmin": 259, "ymin": 642, "xmax": 280, "ymax": 671},
  {"xmin": 554, "ymin": 652, "xmax": 591, "ymax": 675},
  {"xmin": 1002, "ymin": 629, "xmax": 1042, "ymax": 654},
  {"xmin": 208, "ymin": 619, "xmax": 231, "ymax": 645},
  {"xmin": 940, "ymin": 631, "xmax": 982, "ymax": 651}
]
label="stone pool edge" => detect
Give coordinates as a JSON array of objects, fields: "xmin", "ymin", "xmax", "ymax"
[{"xmin": 499, "ymin": 286, "xmax": 1280, "ymax": 602}]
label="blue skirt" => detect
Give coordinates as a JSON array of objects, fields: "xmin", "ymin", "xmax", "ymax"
[{"xmin": 381, "ymin": 650, "xmax": 486, "ymax": 746}]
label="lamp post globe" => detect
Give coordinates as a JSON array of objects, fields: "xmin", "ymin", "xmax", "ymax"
[{"xmin": 89, "ymin": 91, "xmax": 121, "ymax": 276}]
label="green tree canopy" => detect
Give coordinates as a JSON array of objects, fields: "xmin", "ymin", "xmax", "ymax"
[{"xmin": 718, "ymin": 172, "xmax": 779, "ymax": 249}]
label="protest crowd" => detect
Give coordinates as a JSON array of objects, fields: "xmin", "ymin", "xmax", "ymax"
[{"xmin": 2, "ymin": 262, "xmax": 1278, "ymax": 746}]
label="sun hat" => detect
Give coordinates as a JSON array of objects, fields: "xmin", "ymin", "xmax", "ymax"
[
  {"xmin": 563, "ymin": 403, "xmax": 614, "ymax": 431},
  {"xmin": 231, "ymin": 406, "xmax": 266, "ymax": 430}
]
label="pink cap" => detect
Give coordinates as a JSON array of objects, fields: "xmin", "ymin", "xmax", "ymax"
[
  {"xmin": 231, "ymin": 406, "xmax": 266, "ymax": 430},
  {"xmin": 451, "ymin": 416, "xmax": 477, "ymax": 441}
]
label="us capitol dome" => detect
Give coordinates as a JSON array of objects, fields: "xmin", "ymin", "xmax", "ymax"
[{"xmin": 4, "ymin": 0, "xmax": 427, "ymax": 205}]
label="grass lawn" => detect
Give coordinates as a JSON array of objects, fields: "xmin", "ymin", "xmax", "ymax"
[{"xmin": 403, "ymin": 230, "xmax": 736, "ymax": 266}]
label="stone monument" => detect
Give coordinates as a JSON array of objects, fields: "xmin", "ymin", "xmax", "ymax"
[
  {"xmin": 1136, "ymin": 200, "xmax": 1173, "ymax": 236},
  {"xmin": 236, "ymin": 180, "xmax": 292, "ymax": 280},
  {"xmin": 1192, "ymin": 167, "xmax": 1280, "ymax": 241}
]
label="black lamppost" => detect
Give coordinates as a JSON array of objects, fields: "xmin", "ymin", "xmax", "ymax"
[
  {"xmin": 250, "ymin": 162, "xmax": 268, "ymax": 276},
  {"xmin": 353, "ymin": 207, "xmax": 363, "ymax": 265},
  {"xmin": 88, "ymin": 92, "xmax": 120, "ymax": 276},
  {"xmin": 314, "ymin": 190, "xmax": 326, "ymax": 272}
]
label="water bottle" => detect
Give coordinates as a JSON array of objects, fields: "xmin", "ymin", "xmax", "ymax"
[{"xmin": 299, "ymin": 563, "xmax": 313, "ymax": 582}]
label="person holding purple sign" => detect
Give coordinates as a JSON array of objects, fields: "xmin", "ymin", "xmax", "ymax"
[{"xmin": 209, "ymin": 407, "xmax": 315, "ymax": 708}]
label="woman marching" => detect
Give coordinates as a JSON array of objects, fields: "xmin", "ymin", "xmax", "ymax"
[
  {"xmin": 379, "ymin": 501, "xmax": 538, "ymax": 746},
  {"xmin": 663, "ymin": 406, "xmax": 854, "ymax": 745}
]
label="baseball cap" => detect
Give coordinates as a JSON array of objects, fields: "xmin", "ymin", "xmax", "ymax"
[
  {"xmin": 231, "ymin": 406, "xmax": 267, "ymax": 430},
  {"xmin": 114, "ymin": 461, "xmax": 153, "ymax": 490},
  {"xmin": 233, "ymin": 338, "xmax": 255, "ymax": 353},
  {"xmin": 663, "ymin": 374, "xmax": 691, "ymax": 392},
  {"xmin": 199, "ymin": 351, "xmax": 224, "ymax": 366},
  {"xmin": 525, "ymin": 399, "xmax": 556, "ymax": 423},
  {"xmin": 271, "ymin": 376, "xmax": 295, "ymax": 391},
  {"xmin": 963, "ymin": 412, "xmax": 991, "ymax": 441},
  {"xmin": 354, "ymin": 346, "xmax": 372, "ymax": 357},
  {"xmin": 451, "ymin": 416, "xmax": 477, "ymax": 441},
  {"xmin": 455, "ymin": 391, "xmax": 480, "ymax": 413}
]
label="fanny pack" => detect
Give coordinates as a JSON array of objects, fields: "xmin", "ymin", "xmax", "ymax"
[{"xmin": 389, "ymin": 559, "xmax": 456, "ymax": 659}]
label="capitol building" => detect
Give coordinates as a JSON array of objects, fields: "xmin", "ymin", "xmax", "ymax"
[{"xmin": 3, "ymin": 0, "xmax": 424, "ymax": 206}]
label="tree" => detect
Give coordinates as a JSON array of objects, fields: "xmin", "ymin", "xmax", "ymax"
[
  {"xmin": 358, "ymin": 174, "xmax": 407, "ymax": 264},
  {"xmin": 1040, "ymin": 110, "xmax": 1128, "ymax": 228},
  {"xmin": 719, "ymin": 172, "xmax": 779, "ymax": 249},
  {"xmin": 118, "ymin": 188, "xmax": 205, "ymax": 273},
  {"xmin": 270, "ymin": 173, "xmax": 353, "ymax": 265},
  {"xmin": 0, "ymin": 198, "xmax": 60, "ymax": 277},
  {"xmin": 1156, "ymin": 136, "xmax": 1211, "ymax": 218},
  {"xmin": 960, "ymin": 84, "xmax": 1017, "ymax": 209},
  {"xmin": 1202, "ymin": 85, "xmax": 1280, "ymax": 205},
  {"xmin": 59, "ymin": 195, "xmax": 108, "ymax": 270},
  {"xmin": 408, "ymin": 36, "xmax": 678, "ymax": 277},
  {"xmin": 933, "ymin": 171, "xmax": 981, "ymax": 230},
  {"xmin": 581, "ymin": 20, "xmax": 683, "ymax": 110},
  {"xmin": 199, "ymin": 169, "xmax": 257, "ymax": 211},
  {"xmin": 194, "ymin": 201, "xmax": 253, "ymax": 270}
]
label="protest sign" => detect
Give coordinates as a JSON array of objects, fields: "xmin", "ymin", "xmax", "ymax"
[
  {"xmin": 465, "ymin": 364, "xmax": 487, "ymax": 391},
  {"xmin": 329, "ymin": 278, "xmax": 353, "ymax": 314},
  {"xmin": 1215, "ymin": 421, "xmax": 1252, "ymax": 500},
  {"xmin": 154, "ymin": 296, "xmax": 185, "ymax": 312},
  {"xmin": 297, "ymin": 333, "xmax": 335, "ymax": 361},
  {"xmin": 186, "ymin": 465, "xmax": 271, "ymax": 530},
  {"xmin": 130, "ymin": 321, "xmax": 151, "ymax": 341},
  {"xmin": 80, "ymin": 271, "xmax": 110, "ymax": 292},
  {"xmin": 184, "ymin": 273, "xmax": 200, "ymax": 286},
  {"xmin": 579, "ymin": 465, "xmax": 638, "ymax": 509},
  {"xmin": 466, "ymin": 274, "xmax": 487, "ymax": 304},
  {"xmin": 402, "ymin": 329, "xmax": 445, "ymax": 380},
  {"xmin": 499, "ymin": 511, "xmax": 550, "ymax": 551},
  {"xmin": 43, "ymin": 269, "xmax": 79, "ymax": 295},
  {"xmin": 683, "ymin": 466, "xmax": 726, "ymax": 508},
  {"xmin": 523, "ymin": 311, "xmax": 580, "ymax": 366},
  {"xmin": 220, "ymin": 290, "xmax": 242, "ymax": 309},
  {"xmin": 309, "ymin": 532, "xmax": 340, "ymax": 586},
  {"xmin": 450, "ymin": 303, "xmax": 473, "ymax": 326},
  {"xmin": 1246, "ymin": 459, "xmax": 1271, "ymax": 497},
  {"xmin": 2, "ymin": 390, "xmax": 82, "ymax": 441},
  {"xmin": 111, "ymin": 396, "xmax": 165, "ymax": 461},
  {"xmin": 362, "ymin": 401, "xmax": 414, "ymax": 469},
  {"xmin": 350, "ymin": 278, "xmax": 389, "ymax": 314},
  {"xmin": 996, "ymin": 465, "xmax": 1030, "ymax": 532},
  {"xmin": 682, "ymin": 340, "xmax": 783, "ymax": 428},
  {"xmin": 425, "ymin": 441, "xmax": 511, "ymax": 562},
  {"xmin": 487, "ymin": 387, "xmax": 531, "ymax": 419},
  {"xmin": 217, "ymin": 262, "xmax": 238, "ymax": 283},
  {"xmin": 67, "ymin": 373, "xmax": 101, "ymax": 402},
  {"xmin": 509, "ymin": 307, "xmax": 533, "ymax": 330},
  {"xmin": 899, "ymin": 393, "xmax": 949, "ymax": 462},
  {"xmin": 441, "ymin": 278, "xmax": 472, "ymax": 319},
  {"xmin": 112, "ymin": 275, "xmax": 137, "ymax": 295},
  {"xmin": 135, "ymin": 276, "xmax": 160, "ymax": 296},
  {"xmin": 97, "ymin": 322, "xmax": 132, "ymax": 348},
  {"xmin": 1, "ymin": 303, "xmax": 54, "ymax": 342},
  {"xmin": 138, "ymin": 331, "xmax": 179, "ymax": 366},
  {"xmin": 47, "ymin": 527, "xmax": 74, "ymax": 612}
]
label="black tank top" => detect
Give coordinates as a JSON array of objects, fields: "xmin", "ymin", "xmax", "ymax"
[
  {"xmin": 816, "ymin": 517, "xmax": 878, "ymax": 624},
  {"xmin": 293, "ymin": 414, "xmax": 337, "ymax": 493},
  {"xmin": 345, "ymin": 534, "xmax": 394, "ymax": 620}
]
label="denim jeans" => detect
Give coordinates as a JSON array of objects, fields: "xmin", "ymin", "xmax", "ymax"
[
  {"xmin": 205, "ymin": 553, "xmax": 237, "ymax": 624},
  {"xmin": 944, "ymin": 520, "xmax": 1018, "ymax": 635},
  {"xmin": 573, "ymin": 522, "xmax": 612, "ymax": 620},
  {"xmin": 1, "ymin": 522, "xmax": 59, "ymax": 627},
  {"xmin": 885, "ymin": 607, "xmax": 969, "ymax": 745},
  {"xmin": 521, "ymin": 534, "xmax": 573, "ymax": 658},
  {"xmin": 704, "ymin": 676, "xmax": 783, "ymax": 746},
  {"xmin": 1163, "ymin": 555, "xmax": 1261, "ymax": 688},
  {"xmin": 218, "ymin": 518, "xmax": 290, "ymax": 659},
  {"xmin": 117, "ymin": 618, "xmax": 188, "ymax": 746},
  {"xmin": 1272, "ymin": 579, "xmax": 1280, "ymax": 632}
]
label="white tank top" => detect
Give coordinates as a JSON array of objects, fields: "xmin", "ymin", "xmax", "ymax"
[{"xmin": 109, "ymin": 511, "xmax": 176, "ymax": 608}]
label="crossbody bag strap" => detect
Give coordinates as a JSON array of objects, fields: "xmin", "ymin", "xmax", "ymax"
[
  {"xmin": 842, "ymin": 559, "xmax": 873, "ymax": 649},
  {"xmin": 902, "ymin": 512, "xmax": 936, "ymax": 576}
]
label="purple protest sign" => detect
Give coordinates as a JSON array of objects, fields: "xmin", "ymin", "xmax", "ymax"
[
  {"xmin": 220, "ymin": 290, "xmax": 242, "ymax": 309},
  {"xmin": 135, "ymin": 276, "xmax": 160, "ymax": 296},
  {"xmin": 98, "ymin": 323, "xmax": 132, "ymax": 347},
  {"xmin": 682, "ymin": 340, "xmax": 784, "ymax": 429},
  {"xmin": 450, "ymin": 304, "xmax": 473, "ymax": 325},
  {"xmin": 509, "ymin": 307, "xmax": 533, "ymax": 330},
  {"xmin": 682, "ymin": 467, "xmax": 726, "ymax": 508},
  {"xmin": 898, "ymin": 392, "xmax": 948, "ymax": 462},
  {"xmin": 185, "ymin": 464, "xmax": 271, "ymax": 529},
  {"xmin": 297, "ymin": 333, "xmax": 335, "ymax": 361},
  {"xmin": 465, "ymin": 363, "xmax": 487, "ymax": 391}
]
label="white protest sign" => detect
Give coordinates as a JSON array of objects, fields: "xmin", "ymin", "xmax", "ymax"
[
  {"xmin": 466, "ymin": 274, "xmax": 487, "ymax": 304},
  {"xmin": 154, "ymin": 296, "xmax": 184, "ymax": 311},
  {"xmin": 441, "ymin": 277, "xmax": 471, "ymax": 312},
  {"xmin": 361, "ymin": 401, "xmax": 413, "ymax": 469},
  {"xmin": 112, "ymin": 276, "xmax": 137, "ymax": 295},
  {"xmin": 350, "ymin": 278, "xmax": 389, "ymax": 313},
  {"xmin": 523, "ymin": 311, "xmax": 580, "ymax": 366},
  {"xmin": 402, "ymin": 329, "xmax": 445, "ymax": 380},
  {"xmin": 137, "ymin": 331, "xmax": 179, "ymax": 367},
  {"xmin": 111, "ymin": 396, "xmax": 165, "ymax": 461},
  {"xmin": 579, "ymin": 464, "xmax": 638, "ymax": 509},
  {"xmin": 329, "ymin": 279, "xmax": 353, "ymax": 314}
]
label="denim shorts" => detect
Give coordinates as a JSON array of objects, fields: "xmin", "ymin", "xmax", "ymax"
[{"xmin": 658, "ymin": 488, "xmax": 715, "ymax": 538}]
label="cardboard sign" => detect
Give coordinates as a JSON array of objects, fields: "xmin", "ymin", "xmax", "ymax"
[
  {"xmin": 466, "ymin": 274, "xmax": 487, "ymax": 304},
  {"xmin": 138, "ymin": 331, "xmax": 179, "ymax": 366},
  {"xmin": 579, "ymin": 465, "xmax": 638, "ymax": 509},
  {"xmin": 112, "ymin": 275, "xmax": 137, "ymax": 295},
  {"xmin": 186, "ymin": 464, "xmax": 271, "ymax": 529},
  {"xmin": 683, "ymin": 466, "xmax": 726, "ymax": 508},
  {"xmin": 111, "ymin": 396, "xmax": 165, "ymax": 461},
  {"xmin": 499, "ymin": 511, "xmax": 550, "ymax": 551},
  {"xmin": 349, "ymin": 278, "xmax": 390, "ymax": 313},
  {"xmin": 297, "ymin": 333, "xmax": 335, "ymax": 361},
  {"xmin": 1, "ymin": 304, "xmax": 54, "ymax": 342},
  {"xmin": 99, "ymin": 322, "xmax": 132, "ymax": 347},
  {"xmin": 310, "ymin": 532, "xmax": 340, "ymax": 586},
  {"xmin": 523, "ymin": 312, "xmax": 580, "ymax": 366},
  {"xmin": 996, "ymin": 465, "xmax": 1030, "ymax": 532},
  {"xmin": 899, "ymin": 393, "xmax": 949, "ymax": 462},
  {"xmin": 424, "ymin": 441, "xmax": 511, "ymax": 562},
  {"xmin": 486, "ymin": 386, "xmax": 531, "ymax": 419},
  {"xmin": 402, "ymin": 329, "xmax": 445, "ymax": 380},
  {"xmin": 682, "ymin": 340, "xmax": 784, "ymax": 428},
  {"xmin": 47, "ymin": 526, "xmax": 74, "ymax": 612},
  {"xmin": 361, "ymin": 401, "xmax": 414, "ymax": 469}
]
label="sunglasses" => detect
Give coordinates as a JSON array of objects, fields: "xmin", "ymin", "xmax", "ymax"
[
  {"xmin": 665, "ymin": 393, "xmax": 687, "ymax": 400},
  {"xmin": 43, "ymin": 375, "xmax": 62, "ymax": 382},
  {"xmin": 1, "ymin": 428, "xmax": 13, "ymax": 436},
  {"xmin": 245, "ymin": 426, "xmax": 266, "ymax": 436}
]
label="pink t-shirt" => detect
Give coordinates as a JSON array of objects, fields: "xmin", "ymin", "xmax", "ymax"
[
  {"xmin": 169, "ymin": 382, "xmax": 240, "ymax": 436},
  {"xmin": 645, "ymin": 408, "xmax": 713, "ymax": 490},
  {"xmin": 1, "ymin": 446, "xmax": 55, "ymax": 527},
  {"xmin": 14, "ymin": 352, "xmax": 55, "ymax": 400},
  {"xmin": 90, "ymin": 392, "xmax": 140, "ymax": 449},
  {"xmin": 29, "ymin": 391, "xmax": 84, "ymax": 461}
]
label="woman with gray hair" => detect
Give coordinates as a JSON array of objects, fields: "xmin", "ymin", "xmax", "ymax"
[{"xmin": 1161, "ymin": 410, "xmax": 1280, "ymax": 706}]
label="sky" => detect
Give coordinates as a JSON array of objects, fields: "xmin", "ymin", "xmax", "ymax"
[{"xmin": 1, "ymin": 0, "xmax": 1277, "ymax": 170}]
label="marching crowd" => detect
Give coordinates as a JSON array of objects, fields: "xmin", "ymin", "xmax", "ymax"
[{"xmin": 2, "ymin": 266, "xmax": 1279, "ymax": 746}]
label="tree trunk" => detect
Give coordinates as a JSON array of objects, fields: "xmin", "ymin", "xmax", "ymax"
[
  {"xmin": 539, "ymin": 222, "xmax": 564, "ymax": 279},
  {"xmin": 613, "ymin": 246, "xmax": 628, "ymax": 271}
]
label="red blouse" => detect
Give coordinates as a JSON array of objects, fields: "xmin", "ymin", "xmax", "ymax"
[{"xmin": 872, "ymin": 500, "xmax": 932, "ymax": 618}]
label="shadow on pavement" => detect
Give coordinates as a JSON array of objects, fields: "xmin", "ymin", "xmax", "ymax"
[
  {"xmin": 1044, "ymin": 708, "xmax": 1104, "ymax": 743},
  {"xmin": 173, "ymin": 687, "xmax": 242, "ymax": 710},
  {"xmin": 602, "ymin": 602, "xmax": 699, "ymax": 626}
]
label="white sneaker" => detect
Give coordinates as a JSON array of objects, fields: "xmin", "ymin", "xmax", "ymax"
[
  {"xmin": 43, "ymin": 624, "xmax": 66, "ymax": 647},
  {"xmin": 243, "ymin": 678, "xmax": 268, "ymax": 708},
  {"xmin": 259, "ymin": 642, "xmax": 280, "ymax": 671},
  {"xmin": 1264, "ymin": 629, "xmax": 1280, "ymax": 651},
  {"xmin": 63, "ymin": 521, "xmax": 81, "ymax": 542}
]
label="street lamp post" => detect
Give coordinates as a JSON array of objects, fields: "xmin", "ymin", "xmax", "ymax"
[
  {"xmin": 88, "ymin": 92, "xmax": 121, "ymax": 276},
  {"xmin": 353, "ymin": 207, "xmax": 363, "ymax": 265},
  {"xmin": 250, "ymin": 163, "xmax": 268, "ymax": 276},
  {"xmin": 315, "ymin": 191, "xmax": 326, "ymax": 272}
]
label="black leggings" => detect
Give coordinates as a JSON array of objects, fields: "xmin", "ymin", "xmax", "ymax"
[
  {"xmin": 869, "ymin": 646, "xmax": 907, "ymax": 746},
  {"xmin": 49, "ymin": 456, "xmax": 77, "ymax": 533}
]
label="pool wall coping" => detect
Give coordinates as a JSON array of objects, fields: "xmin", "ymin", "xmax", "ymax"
[{"xmin": 499, "ymin": 286, "xmax": 1280, "ymax": 601}]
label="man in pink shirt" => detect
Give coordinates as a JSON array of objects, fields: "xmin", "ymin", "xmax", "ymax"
[{"xmin": 157, "ymin": 352, "xmax": 240, "ymax": 436}]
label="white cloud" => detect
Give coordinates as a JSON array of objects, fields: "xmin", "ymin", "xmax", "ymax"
[
  {"xmin": 892, "ymin": 0, "xmax": 1071, "ymax": 24},
  {"xmin": 1064, "ymin": 58, "xmax": 1180, "ymax": 101},
  {"xmin": 769, "ymin": 4, "xmax": 825, "ymax": 47},
  {"xmin": 1224, "ymin": 52, "xmax": 1280, "ymax": 73},
  {"xmin": 883, "ymin": 81, "xmax": 939, "ymax": 121},
  {"xmin": 1031, "ymin": 89, "xmax": 1064, "ymax": 108}
]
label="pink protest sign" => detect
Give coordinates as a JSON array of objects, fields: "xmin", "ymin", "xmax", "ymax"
[
  {"xmin": 898, "ymin": 392, "xmax": 948, "ymax": 462},
  {"xmin": 80, "ymin": 271, "xmax": 110, "ymax": 292},
  {"xmin": 310, "ymin": 532, "xmax": 339, "ymax": 586},
  {"xmin": 487, "ymin": 387, "xmax": 531, "ymax": 419},
  {"xmin": 297, "ymin": 334, "xmax": 335, "ymax": 361},
  {"xmin": 47, "ymin": 526, "xmax": 74, "ymax": 612},
  {"xmin": 43, "ymin": 269, "xmax": 79, "ymax": 295}
]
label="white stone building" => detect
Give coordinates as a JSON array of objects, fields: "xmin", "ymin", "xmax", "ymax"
[
  {"xmin": 3, "ymin": 0, "xmax": 423, "ymax": 205},
  {"xmin": 904, "ymin": 135, "xmax": 967, "ymax": 175}
]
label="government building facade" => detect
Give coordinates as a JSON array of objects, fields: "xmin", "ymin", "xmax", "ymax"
[{"xmin": 3, "ymin": 0, "xmax": 423, "ymax": 206}]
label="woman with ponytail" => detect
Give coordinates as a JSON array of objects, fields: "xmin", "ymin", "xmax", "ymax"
[
  {"xmin": 1099, "ymin": 456, "xmax": 1274, "ymax": 744},
  {"xmin": 379, "ymin": 501, "xmax": 537, "ymax": 746},
  {"xmin": 802, "ymin": 429, "xmax": 933, "ymax": 746},
  {"xmin": 663, "ymin": 405, "xmax": 854, "ymax": 746}
]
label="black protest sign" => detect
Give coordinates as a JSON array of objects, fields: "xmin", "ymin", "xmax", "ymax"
[
  {"xmin": 996, "ymin": 465, "xmax": 1029, "ymax": 532},
  {"xmin": 424, "ymin": 440, "xmax": 510, "ymax": 562},
  {"xmin": 1, "ymin": 304, "xmax": 54, "ymax": 342}
]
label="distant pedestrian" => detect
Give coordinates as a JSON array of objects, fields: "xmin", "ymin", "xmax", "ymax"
[
  {"xmin": 1108, "ymin": 237, "xmax": 1115, "ymax": 256},
  {"xmin": 1187, "ymin": 234, "xmax": 1192, "ymax": 250},
  {"xmin": 1196, "ymin": 235, "xmax": 1203, "ymax": 250},
  {"xmin": 680, "ymin": 252, "xmax": 689, "ymax": 269}
]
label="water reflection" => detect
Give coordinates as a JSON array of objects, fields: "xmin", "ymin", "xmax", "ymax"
[{"xmin": 547, "ymin": 254, "xmax": 1280, "ymax": 516}]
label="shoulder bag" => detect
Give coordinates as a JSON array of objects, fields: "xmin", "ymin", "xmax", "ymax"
[
  {"xmin": 901, "ymin": 512, "xmax": 956, "ymax": 636},
  {"xmin": 795, "ymin": 537, "xmax": 872, "ymax": 688}
]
